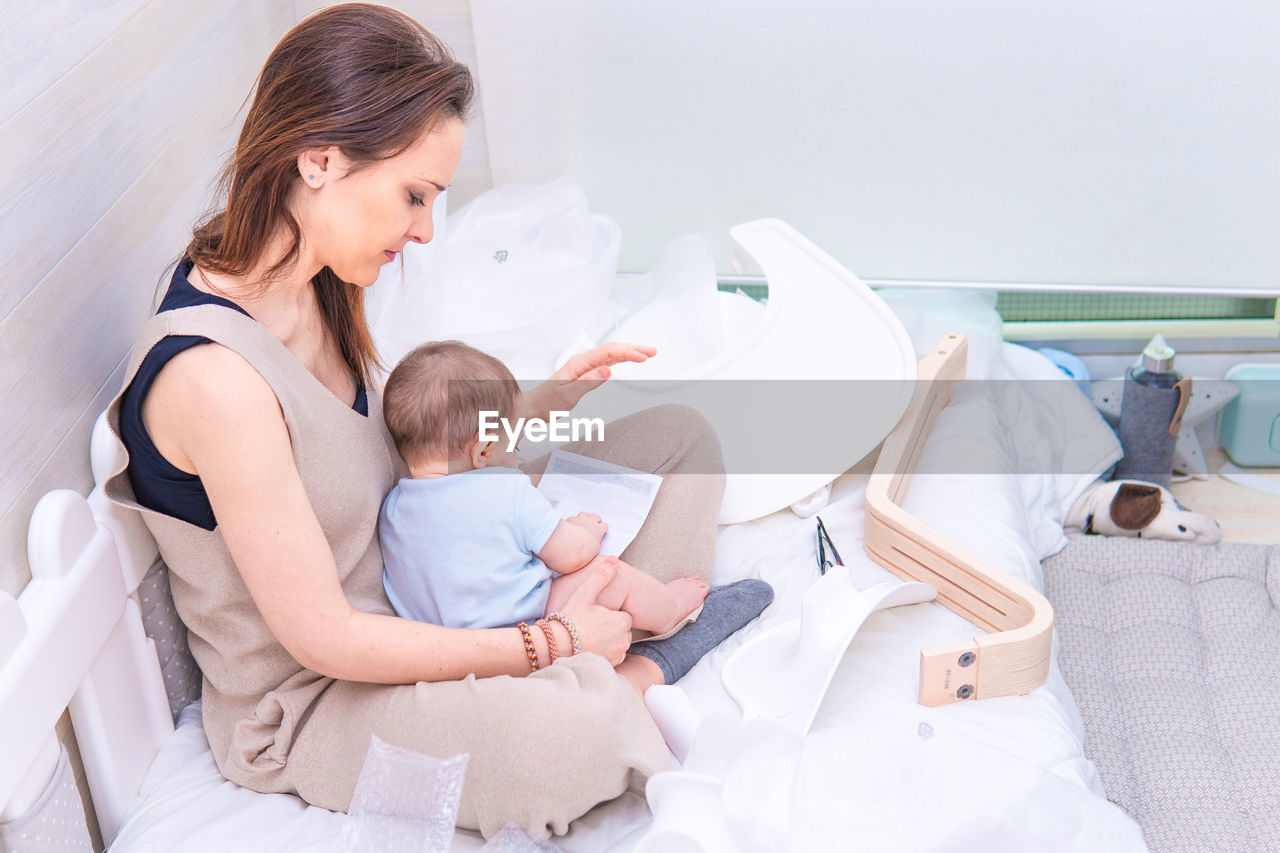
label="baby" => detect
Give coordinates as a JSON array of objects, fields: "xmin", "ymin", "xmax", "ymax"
[{"xmin": 379, "ymin": 340, "xmax": 709, "ymax": 639}]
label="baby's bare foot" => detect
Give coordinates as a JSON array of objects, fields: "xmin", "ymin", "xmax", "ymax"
[{"xmin": 655, "ymin": 577, "xmax": 709, "ymax": 634}]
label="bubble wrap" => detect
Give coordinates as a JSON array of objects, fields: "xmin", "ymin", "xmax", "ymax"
[{"xmin": 341, "ymin": 736, "xmax": 468, "ymax": 852}]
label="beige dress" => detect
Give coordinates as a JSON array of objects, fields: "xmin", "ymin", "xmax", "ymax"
[{"xmin": 103, "ymin": 301, "xmax": 724, "ymax": 838}]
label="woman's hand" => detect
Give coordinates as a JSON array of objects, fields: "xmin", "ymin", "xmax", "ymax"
[
  {"xmin": 554, "ymin": 555, "xmax": 633, "ymax": 665},
  {"xmin": 521, "ymin": 342, "xmax": 656, "ymax": 421}
]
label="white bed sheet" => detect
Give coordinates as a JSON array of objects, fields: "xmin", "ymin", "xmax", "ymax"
[{"xmin": 111, "ymin": 306, "xmax": 1148, "ymax": 852}]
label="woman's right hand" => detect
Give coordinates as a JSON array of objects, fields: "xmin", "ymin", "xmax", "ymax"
[{"xmin": 555, "ymin": 555, "xmax": 632, "ymax": 665}]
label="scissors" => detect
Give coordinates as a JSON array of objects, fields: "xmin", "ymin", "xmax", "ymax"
[{"xmin": 815, "ymin": 515, "xmax": 843, "ymax": 575}]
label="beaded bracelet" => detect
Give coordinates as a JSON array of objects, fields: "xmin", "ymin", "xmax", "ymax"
[
  {"xmin": 545, "ymin": 612, "xmax": 583, "ymax": 656},
  {"xmin": 535, "ymin": 618, "xmax": 559, "ymax": 665},
  {"xmin": 517, "ymin": 621, "xmax": 540, "ymax": 671}
]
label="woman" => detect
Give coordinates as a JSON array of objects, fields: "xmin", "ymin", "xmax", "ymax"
[{"xmin": 103, "ymin": 3, "xmax": 768, "ymax": 839}]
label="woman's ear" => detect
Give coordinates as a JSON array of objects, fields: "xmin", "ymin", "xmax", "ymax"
[{"xmin": 297, "ymin": 146, "xmax": 344, "ymax": 187}]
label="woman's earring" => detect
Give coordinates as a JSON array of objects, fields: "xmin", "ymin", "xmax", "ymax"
[{"xmin": 308, "ymin": 175, "xmax": 316, "ymax": 182}]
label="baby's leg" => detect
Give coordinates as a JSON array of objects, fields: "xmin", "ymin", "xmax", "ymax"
[{"xmin": 547, "ymin": 560, "xmax": 707, "ymax": 636}]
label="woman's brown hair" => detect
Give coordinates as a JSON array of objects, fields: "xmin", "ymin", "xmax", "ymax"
[{"xmin": 186, "ymin": 3, "xmax": 474, "ymax": 384}]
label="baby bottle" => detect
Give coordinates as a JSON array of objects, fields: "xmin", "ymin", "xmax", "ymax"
[{"xmin": 1112, "ymin": 336, "xmax": 1191, "ymax": 488}]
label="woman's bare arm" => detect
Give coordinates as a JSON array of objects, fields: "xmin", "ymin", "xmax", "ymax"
[{"xmin": 145, "ymin": 344, "xmax": 634, "ymax": 682}]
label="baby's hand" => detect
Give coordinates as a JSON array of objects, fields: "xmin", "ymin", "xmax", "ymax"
[{"xmin": 567, "ymin": 511, "xmax": 608, "ymax": 543}]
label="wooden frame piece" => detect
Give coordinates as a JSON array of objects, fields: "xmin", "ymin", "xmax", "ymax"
[{"xmin": 864, "ymin": 334, "xmax": 1054, "ymax": 707}]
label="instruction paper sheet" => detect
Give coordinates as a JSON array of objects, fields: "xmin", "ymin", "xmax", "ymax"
[{"xmin": 536, "ymin": 450, "xmax": 663, "ymax": 557}]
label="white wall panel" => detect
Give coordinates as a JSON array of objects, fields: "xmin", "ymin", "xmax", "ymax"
[
  {"xmin": 472, "ymin": 0, "xmax": 1280, "ymax": 286},
  {"xmin": 0, "ymin": 0, "xmax": 149, "ymax": 119},
  {"xmin": 2, "ymin": 0, "xmax": 294, "ymax": 597},
  {"xmin": 295, "ymin": 0, "xmax": 470, "ymax": 19},
  {"xmin": 0, "ymin": 356, "xmax": 128, "ymax": 599},
  {"xmin": 0, "ymin": 0, "xmax": 291, "ymax": 324},
  {"xmin": 0, "ymin": 71, "xmax": 261, "ymax": 593}
]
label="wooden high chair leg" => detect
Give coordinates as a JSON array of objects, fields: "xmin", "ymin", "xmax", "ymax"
[{"xmin": 864, "ymin": 334, "xmax": 1054, "ymax": 707}]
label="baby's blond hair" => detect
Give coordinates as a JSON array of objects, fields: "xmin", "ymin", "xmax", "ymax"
[{"xmin": 383, "ymin": 341, "xmax": 519, "ymax": 467}]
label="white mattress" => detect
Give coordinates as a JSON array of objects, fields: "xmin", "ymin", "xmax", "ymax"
[{"xmin": 111, "ymin": 300, "xmax": 1149, "ymax": 852}]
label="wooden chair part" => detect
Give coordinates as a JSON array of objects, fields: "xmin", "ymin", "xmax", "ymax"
[{"xmin": 864, "ymin": 334, "xmax": 1054, "ymax": 707}]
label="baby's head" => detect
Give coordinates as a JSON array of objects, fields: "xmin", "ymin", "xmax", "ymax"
[{"xmin": 383, "ymin": 341, "xmax": 520, "ymax": 475}]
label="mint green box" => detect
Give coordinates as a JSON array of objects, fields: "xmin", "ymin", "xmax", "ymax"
[{"xmin": 1218, "ymin": 364, "xmax": 1280, "ymax": 467}]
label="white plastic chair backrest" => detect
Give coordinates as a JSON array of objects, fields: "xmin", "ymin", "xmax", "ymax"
[{"xmin": 0, "ymin": 411, "xmax": 172, "ymax": 841}]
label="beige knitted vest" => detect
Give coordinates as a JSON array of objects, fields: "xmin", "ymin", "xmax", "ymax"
[{"xmin": 103, "ymin": 303, "xmax": 400, "ymax": 791}]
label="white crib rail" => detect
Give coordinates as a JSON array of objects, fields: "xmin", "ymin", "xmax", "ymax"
[{"xmin": 0, "ymin": 413, "xmax": 173, "ymax": 842}]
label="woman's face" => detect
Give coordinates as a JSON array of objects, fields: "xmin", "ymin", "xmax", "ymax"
[{"xmin": 299, "ymin": 117, "xmax": 464, "ymax": 286}]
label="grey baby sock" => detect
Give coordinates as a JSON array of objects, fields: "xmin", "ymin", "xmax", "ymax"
[{"xmin": 628, "ymin": 578, "xmax": 774, "ymax": 684}]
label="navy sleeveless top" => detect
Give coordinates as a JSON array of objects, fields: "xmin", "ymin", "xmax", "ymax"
[{"xmin": 119, "ymin": 259, "xmax": 368, "ymax": 530}]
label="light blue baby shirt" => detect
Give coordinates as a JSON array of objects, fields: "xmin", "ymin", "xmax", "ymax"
[{"xmin": 380, "ymin": 467, "xmax": 564, "ymax": 629}]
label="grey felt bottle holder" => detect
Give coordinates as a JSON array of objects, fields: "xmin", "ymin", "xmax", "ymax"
[{"xmin": 1113, "ymin": 377, "xmax": 1191, "ymax": 487}]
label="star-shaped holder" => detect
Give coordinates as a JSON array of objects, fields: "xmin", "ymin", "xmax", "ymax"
[{"xmin": 1091, "ymin": 379, "xmax": 1239, "ymax": 478}]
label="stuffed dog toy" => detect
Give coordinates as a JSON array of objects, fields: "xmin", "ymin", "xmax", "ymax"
[{"xmin": 1066, "ymin": 479, "xmax": 1222, "ymax": 545}]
